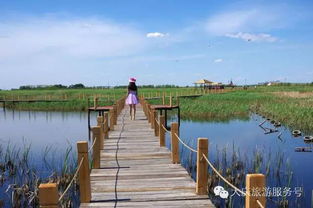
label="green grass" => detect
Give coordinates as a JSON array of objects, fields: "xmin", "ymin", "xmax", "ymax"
[
  {"xmin": 146, "ymin": 85, "xmax": 313, "ymax": 132},
  {"xmin": 179, "ymin": 91, "xmax": 270, "ymax": 121},
  {"xmin": 0, "ymin": 142, "xmax": 78, "ymax": 207},
  {"xmin": 179, "ymin": 88, "xmax": 313, "ymax": 133},
  {"xmin": 1, "ymin": 84, "xmax": 312, "ymax": 132},
  {"xmin": 0, "ymin": 87, "xmax": 199, "ymax": 111}
]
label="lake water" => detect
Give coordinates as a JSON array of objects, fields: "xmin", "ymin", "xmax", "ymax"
[
  {"xmin": 0, "ymin": 108, "xmax": 312, "ymax": 207},
  {"xmin": 0, "ymin": 109, "xmax": 99, "ymax": 207}
]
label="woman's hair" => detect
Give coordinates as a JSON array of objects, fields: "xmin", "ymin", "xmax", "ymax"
[{"xmin": 128, "ymin": 82, "xmax": 137, "ymax": 91}]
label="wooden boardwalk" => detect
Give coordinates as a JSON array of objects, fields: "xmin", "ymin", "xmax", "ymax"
[{"xmin": 80, "ymin": 104, "xmax": 214, "ymax": 208}]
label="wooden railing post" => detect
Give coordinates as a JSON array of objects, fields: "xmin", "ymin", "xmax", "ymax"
[
  {"xmin": 162, "ymin": 92, "xmax": 165, "ymax": 105},
  {"xmin": 97, "ymin": 116, "xmax": 104, "ymax": 149},
  {"xmin": 154, "ymin": 111, "xmax": 158, "ymax": 136},
  {"xmin": 103, "ymin": 112, "xmax": 109, "ymax": 140},
  {"xmin": 170, "ymin": 122, "xmax": 179, "ymax": 164},
  {"xmin": 170, "ymin": 93, "xmax": 172, "ymax": 106},
  {"xmin": 118, "ymin": 97, "xmax": 125, "ymax": 114},
  {"xmin": 141, "ymin": 99, "xmax": 146, "ymax": 116},
  {"xmin": 151, "ymin": 109, "xmax": 155, "ymax": 129},
  {"xmin": 94, "ymin": 97, "xmax": 98, "ymax": 109},
  {"xmin": 159, "ymin": 115, "xmax": 165, "ymax": 146},
  {"xmin": 113, "ymin": 104, "xmax": 117, "ymax": 125},
  {"xmin": 116, "ymin": 99, "xmax": 121, "ymax": 115},
  {"xmin": 147, "ymin": 104, "xmax": 151, "ymax": 123},
  {"xmin": 144, "ymin": 100, "xmax": 147, "ymax": 116},
  {"xmin": 109, "ymin": 109, "xmax": 114, "ymax": 131},
  {"xmin": 245, "ymin": 174, "xmax": 266, "ymax": 208},
  {"xmin": 39, "ymin": 183, "xmax": 58, "ymax": 207},
  {"xmin": 77, "ymin": 141, "xmax": 91, "ymax": 203},
  {"xmin": 196, "ymin": 137, "xmax": 208, "ymax": 195},
  {"xmin": 91, "ymin": 127, "xmax": 101, "ymax": 169}
]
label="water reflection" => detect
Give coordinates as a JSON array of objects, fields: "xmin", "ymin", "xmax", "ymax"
[
  {"xmin": 1, "ymin": 107, "xmax": 312, "ymax": 207},
  {"xmin": 0, "ymin": 108, "xmax": 98, "ymax": 151},
  {"xmin": 174, "ymin": 114, "xmax": 313, "ymax": 207}
]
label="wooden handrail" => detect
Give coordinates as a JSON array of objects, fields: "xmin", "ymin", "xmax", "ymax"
[
  {"xmin": 196, "ymin": 138, "xmax": 208, "ymax": 195},
  {"xmin": 38, "ymin": 97, "xmax": 118, "ymax": 205},
  {"xmin": 77, "ymin": 141, "xmax": 91, "ymax": 203},
  {"xmin": 170, "ymin": 122, "xmax": 179, "ymax": 164},
  {"xmin": 38, "ymin": 91, "xmax": 265, "ymax": 208}
]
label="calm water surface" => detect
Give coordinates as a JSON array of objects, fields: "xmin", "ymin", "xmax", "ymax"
[
  {"xmin": 173, "ymin": 114, "xmax": 313, "ymax": 207},
  {"xmin": 0, "ymin": 108, "xmax": 99, "ymax": 207},
  {"xmin": 1, "ymin": 108, "xmax": 312, "ymax": 207}
]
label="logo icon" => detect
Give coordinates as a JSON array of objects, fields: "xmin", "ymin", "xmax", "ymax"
[{"xmin": 214, "ymin": 186, "xmax": 229, "ymax": 199}]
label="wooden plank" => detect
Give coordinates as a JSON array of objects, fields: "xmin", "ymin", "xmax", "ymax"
[
  {"xmin": 81, "ymin": 104, "xmax": 214, "ymax": 208},
  {"xmin": 81, "ymin": 199, "xmax": 214, "ymax": 207},
  {"xmin": 91, "ymin": 164, "xmax": 187, "ymax": 172},
  {"xmin": 91, "ymin": 190, "xmax": 209, "ymax": 202}
]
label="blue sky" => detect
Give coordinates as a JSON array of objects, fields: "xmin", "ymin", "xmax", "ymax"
[{"xmin": 0, "ymin": 0, "xmax": 312, "ymax": 89}]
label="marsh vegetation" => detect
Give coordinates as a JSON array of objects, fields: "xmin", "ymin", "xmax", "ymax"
[
  {"xmin": 0, "ymin": 143, "xmax": 78, "ymax": 207},
  {"xmin": 0, "ymin": 84, "xmax": 312, "ymax": 207}
]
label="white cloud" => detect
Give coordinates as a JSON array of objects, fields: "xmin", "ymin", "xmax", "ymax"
[
  {"xmin": 0, "ymin": 17, "xmax": 147, "ymax": 60},
  {"xmin": 0, "ymin": 16, "xmax": 154, "ymax": 88},
  {"xmin": 146, "ymin": 32, "xmax": 167, "ymax": 38},
  {"xmin": 225, "ymin": 32, "xmax": 278, "ymax": 42},
  {"xmin": 214, "ymin": 58, "xmax": 223, "ymax": 63},
  {"xmin": 205, "ymin": 8, "xmax": 282, "ymax": 35}
]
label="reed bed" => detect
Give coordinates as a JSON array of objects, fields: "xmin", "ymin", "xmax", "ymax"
[
  {"xmin": 0, "ymin": 142, "xmax": 78, "ymax": 207},
  {"xmin": 1, "ymin": 85, "xmax": 312, "ymax": 131},
  {"xmin": 176, "ymin": 139, "xmax": 303, "ymax": 208}
]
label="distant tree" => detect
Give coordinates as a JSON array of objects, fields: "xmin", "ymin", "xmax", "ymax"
[
  {"xmin": 69, "ymin": 83, "xmax": 85, "ymax": 89},
  {"xmin": 19, "ymin": 85, "xmax": 33, "ymax": 90},
  {"xmin": 155, "ymin": 85, "xmax": 179, "ymax": 88},
  {"xmin": 112, "ymin": 85, "xmax": 126, "ymax": 89},
  {"xmin": 19, "ymin": 84, "xmax": 67, "ymax": 90},
  {"xmin": 140, "ymin": 85, "xmax": 155, "ymax": 88},
  {"xmin": 52, "ymin": 84, "xmax": 67, "ymax": 89}
]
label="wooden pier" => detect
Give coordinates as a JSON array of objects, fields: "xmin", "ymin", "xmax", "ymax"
[
  {"xmin": 81, "ymin": 103, "xmax": 214, "ymax": 207},
  {"xmin": 38, "ymin": 95, "xmax": 266, "ymax": 208},
  {"xmin": 0, "ymin": 99, "xmax": 68, "ymax": 111}
]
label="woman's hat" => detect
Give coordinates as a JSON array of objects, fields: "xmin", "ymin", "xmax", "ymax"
[{"xmin": 129, "ymin": 77, "xmax": 136, "ymax": 82}]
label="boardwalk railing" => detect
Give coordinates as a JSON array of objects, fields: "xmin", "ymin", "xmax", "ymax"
[
  {"xmin": 141, "ymin": 88, "xmax": 233, "ymax": 101},
  {"xmin": 37, "ymin": 91, "xmax": 265, "ymax": 208},
  {"xmin": 0, "ymin": 93, "xmax": 119, "ymax": 102},
  {"xmin": 140, "ymin": 97, "xmax": 266, "ymax": 208},
  {"xmin": 38, "ymin": 96, "xmax": 126, "ymax": 207}
]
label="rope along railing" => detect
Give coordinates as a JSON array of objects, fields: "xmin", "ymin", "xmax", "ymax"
[
  {"xmin": 88, "ymin": 137, "xmax": 97, "ymax": 153},
  {"xmin": 257, "ymin": 199, "xmax": 265, "ymax": 208},
  {"xmin": 160, "ymin": 122, "xmax": 247, "ymax": 196},
  {"xmin": 161, "ymin": 124, "xmax": 171, "ymax": 133},
  {"xmin": 171, "ymin": 125, "xmax": 264, "ymax": 207},
  {"xmin": 173, "ymin": 128, "xmax": 266, "ymax": 207},
  {"xmin": 38, "ymin": 96, "xmax": 126, "ymax": 206},
  {"xmin": 202, "ymin": 154, "xmax": 246, "ymax": 196},
  {"xmin": 141, "ymin": 93, "xmax": 266, "ymax": 208},
  {"xmin": 174, "ymin": 133, "xmax": 197, "ymax": 153},
  {"xmin": 58, "ymin": 157, "xmax": 85, "ymax": 202},
  {"xmin": 172, "ymin": 132, "xmax": 246, "ymax": 196}
]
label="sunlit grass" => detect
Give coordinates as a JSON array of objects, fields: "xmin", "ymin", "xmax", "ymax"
[{"xmin": 1, "ymin": 85, "xmax": 313, "ymax": 132}]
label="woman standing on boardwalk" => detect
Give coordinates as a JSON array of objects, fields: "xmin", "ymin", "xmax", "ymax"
[{"xmin": 126, "ymin": 78, "xmax": 139, "ymax": 120}]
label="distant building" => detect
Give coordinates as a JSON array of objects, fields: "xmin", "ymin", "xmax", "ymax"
[
  {"xmin": 194, "ymin": 79, "xmax": 224, "ymax": 90},
  {"xmin": 258, "ymin": 80, "xmax": 281, "ymax": 86}
]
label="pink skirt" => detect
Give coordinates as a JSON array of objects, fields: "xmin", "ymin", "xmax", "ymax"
[{"xmin": 126, "ymin": 91, "xmax": 139, "ymax": 105}]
